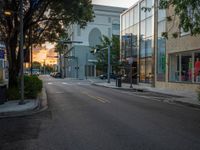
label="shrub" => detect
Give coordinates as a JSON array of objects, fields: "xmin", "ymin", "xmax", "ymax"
[
  {"xmin": 6, "ymin": 87, "xmax": 20, "ymax": 100},
  {"xmin": 24, "ymin": 75, "xmax": 43, "ymax": 99},
  {"xmin": 7, "ymin": 75, "xmax": 43, "ymax": 100}
]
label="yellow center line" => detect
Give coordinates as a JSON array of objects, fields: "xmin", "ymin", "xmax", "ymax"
[
  {"xmin": 96, "ymin": 96, "xmax": 111, "ymax": 103},
  {"xmin": 81, "ymin": 92, "xmax": 109, "ymax": 103}
]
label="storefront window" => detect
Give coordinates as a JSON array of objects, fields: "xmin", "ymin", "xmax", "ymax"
[
  {"xmin": 194, "ymin": 52, "xmax": 200, "ymax": 83},
  {"xmin": 181, "ymin": 53, "xmax": 192, "ymax": 82},
  {"xmin": 140, "ymin": 58, "xmax": 145, "ymax": 82},
  {"xmin": 145, "ymin": 38, "xmax": 152, "ymax": 57},
  {"xmin": 146, "ymin": 57, "xmax": 152, "ymax": 83},
  {"xmin": 169, "ymin": 55, "xmax": 179, "ymax": 82},
  {"xmin": 169, "ymin": 52, "xmax": 200, "ymax": 83}
]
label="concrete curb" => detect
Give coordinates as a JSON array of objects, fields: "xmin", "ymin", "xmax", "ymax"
[
  {"xmin": 0, "ymin": 88, "xmax": 48, "ymax": 119},
  {"xmin": 92, "ymin": 83, "xmax": 200, "ymax": 109}
]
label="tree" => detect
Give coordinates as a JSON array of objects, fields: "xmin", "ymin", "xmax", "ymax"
[
  {"xmin": 94, "ymin": 35, "xmax": 120, "ymax": 74},
  {"xmin": 0, "ymin": 0, "xmax": 94, "ymax": 88},
  {"xmin": 32, "ymin": 61, "xmax": 41, "ymax": 69},
  {"xmin": 159, "ymin": 0, "xmax": 200, "ymax": 36}
]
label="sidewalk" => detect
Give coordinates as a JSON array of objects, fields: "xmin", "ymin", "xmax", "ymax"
[
  {"xmin": 0, "ymin": 88, "xmax": 48, "ymax": 118},
  {"xmin": 89, "ymin": 79, "xmax": 200, "ymax": 108}
]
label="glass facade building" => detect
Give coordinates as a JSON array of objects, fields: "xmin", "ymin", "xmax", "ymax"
[
  {"xmin": 120, "ymin": 0, "xmax": 156, "ymax": 84},
  {"xmin": 121, "ymin": 0, "xmax": 200, "ymax": 92}
]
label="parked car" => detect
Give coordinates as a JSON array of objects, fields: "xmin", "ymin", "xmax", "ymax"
[
  {"xmin": 99, "ymin": 73, "xmax": 117, "ymax": 79},
  {"xmin": 53, "ymin": 72, "xmax": 61, "ymax": 78}
]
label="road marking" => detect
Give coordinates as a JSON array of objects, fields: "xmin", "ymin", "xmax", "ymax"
[
  {"xmin": 48, "ymin": 82, "xmax": 53, "ymax": 85},
  {"xmin": 55, "ymin": 92, "xmax": 64, "ymax": 94},
  {"xmin": 81, "ymin": 92, "xmax": 109, "ymax": 104},
  {"xmin": 62, "ymin": 82, "xmax": 72, "ymax": 85},
  {"xmin": 96, "ymin": 96, "xmax": 111, "ymax": 103}
]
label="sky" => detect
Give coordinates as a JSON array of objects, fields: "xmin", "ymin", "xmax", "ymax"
[{"xmin": 92, "ymin": 0, "xmax": 138, "ymax": 8}]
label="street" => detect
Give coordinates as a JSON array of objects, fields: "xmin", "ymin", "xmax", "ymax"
[{"xmin": 0, "ymin": 76, "xmax": 200, "ymax": 150}]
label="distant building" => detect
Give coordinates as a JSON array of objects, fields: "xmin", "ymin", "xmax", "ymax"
[{"xmin": 65, "ymin": 4, "xmax": 125, "ymax": 79}]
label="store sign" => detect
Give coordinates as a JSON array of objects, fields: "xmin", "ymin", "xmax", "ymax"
[{"xmin": 0, "ymin": 50, "xmax": 4, "ymax": 59}]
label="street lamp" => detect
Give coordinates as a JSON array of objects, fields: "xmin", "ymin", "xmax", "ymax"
[{"xmin": 94, "ymin": 44, "xmax": 111, "ymax": 83}]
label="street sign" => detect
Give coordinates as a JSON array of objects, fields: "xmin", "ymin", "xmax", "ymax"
[{"xmin": 0, "ymin": 49, "xmax": 4, "ymax": 59}]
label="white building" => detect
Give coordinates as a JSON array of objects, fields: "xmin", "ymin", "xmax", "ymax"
[{"xmin": 65, "ymin": 4, "xmax": 125, "ymax": 79}]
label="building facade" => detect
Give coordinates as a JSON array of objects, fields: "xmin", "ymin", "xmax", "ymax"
[
  {"xmin": 120, "ymin": 0, "xmax": 157, "ymax": 84},
  {"xmin": 120, "ymin": 0, "xmax": 200, "ymax": 92},
  {"xmin": 156, "ymin": 5, "xmax": 200, "ymax": 91},
  {"xmin": 0, "ymin": 42, "xmax": 7, "ymax": 82},
  {"xmin": 65, "ymin": 5, "xmax": 125, "ymax": 79}
]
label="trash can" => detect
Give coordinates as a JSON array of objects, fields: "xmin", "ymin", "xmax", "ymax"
[
  {"xmin": 116, "ymin": 78, "xmax": 121, "ymax": 87},
  {"xmin": 0, "ymin": 84, "xmax": 7, "ymax": 105}
]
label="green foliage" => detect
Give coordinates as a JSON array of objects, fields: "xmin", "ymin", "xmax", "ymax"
[
  {"xmin": 32, "ymin": 61, "xmax": 42, "ymax": 69},
  {"xmin": 172, "ymin": 32, "xmax": 178, "ymax": 38},
  {"xmin": 94, "ymin": 35, "xmax": 120, "ymax": 73},
  {"xmin": 0, "ymin": 0, "xmax": 94, "ymax": 88},
  {"xmin": 161, "ymin": 32, "xmax": 168, "ymax": 39},
  {"xmin": 24, "ymin": 75, "xmax": 43, "ymax": 99},
  {"xmin": 159, "ymin": 0, "xmax": 200, "ymax": 35},
  {"xmin": 6, "ymin": 75, "xmax": 43, "ymax": 100},
  {"xmin": 6, "ymin": 87, "xmax": 20, "ymax": 100}
]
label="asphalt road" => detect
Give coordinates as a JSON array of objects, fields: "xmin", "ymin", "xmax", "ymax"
[{"xmin": 1, "ymin": 76, "xmax": 200, "ymax": 150}]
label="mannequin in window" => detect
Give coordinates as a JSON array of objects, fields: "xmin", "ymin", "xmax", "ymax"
[{"xmin": 195, "ymin": 58, "xmax": 200, "ymax": 82}]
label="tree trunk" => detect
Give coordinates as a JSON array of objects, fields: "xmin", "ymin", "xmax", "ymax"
[{"xmin": 6, "ymin": 33, "xmax": 20, "ymax": 89}]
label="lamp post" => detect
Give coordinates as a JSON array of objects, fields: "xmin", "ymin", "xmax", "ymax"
[
  {"xmin": 95, "ymin": 44, "xmax": 111, "ymax": 83},
  {"xmin": 107, "ymin": 45, "xmax": 111, "ymax": 83},
  {"xmin": 19, "ymin": 0, "xmax": 25, "ymax": 105}
]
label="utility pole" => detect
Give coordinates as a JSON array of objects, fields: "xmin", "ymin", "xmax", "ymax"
[
  {"xmin": 19, "ymin": 0, "xmax": 24, "ymax": 105},
  {"xmin": 107, "ymin": 45, "xmax": 111, "ymax": 83},
  {"xmin": 130, "ymin": 33, "xmax": 133, "ymax": 88},
  {"xmin": 85, "ymin": 53, "xmax": 88, "ymax": 79}
]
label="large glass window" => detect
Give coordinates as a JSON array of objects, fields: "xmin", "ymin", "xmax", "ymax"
[
  {"xmin": 181, "ymin": 53, "xmax": 192, "ymax": 82},
  {"xmin": 140, "ymin": 0, "xmax": 146, "ymax": 21},
  {"xmin": 140, "ymin": 20, "xmax": 145, "ymax": 37},
  {"xmin": 170, "ymin": 55, "xmax": 180, "ymax": 82},
  {"xmin": 122, "ymin": 15, "xmax": 125, "ymax": 30},
  {"xmin": 145, "ymin": 38, "xmax": 152, "ymax": 57},
  {"xmin": 140, "ymin": 58, "xmax": 145, "ymax": 82},
  {"xmin": 133, "ymin": 6, "xmax": 139, "ymax": 24},
  {"xmin": 146, "ymin": 17, "xmax": 152, "ymax": 37},
  {"xmin": 146, "ymin": 0, "xmax": 153, "ymax": 18},
  {"xmin": 125, "ymin": 12, "xmax": 130, "ymax": 28},
  {"xmin": 157, "ymin": 21, "xmax": 166, "ymax": 81},
  {"xmin": 194, "ymin": 52, "xmax": 200, "ymax": 82},
  {"xmin": 169, "ymin": 51, "xmax": 200, "ymax": 83},
  {"xmin": 130, "ymin": 8, "xmax": 134, "ymax": 26},
  {"xmin": 145, "ymin": 57, "xmax": 152, "ymax": 83}
]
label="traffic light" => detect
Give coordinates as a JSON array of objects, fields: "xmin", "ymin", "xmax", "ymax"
[{"xmin": 90, "ymin": 48, "xmax": 100, "ymax": 54}]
